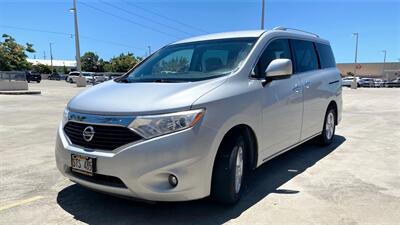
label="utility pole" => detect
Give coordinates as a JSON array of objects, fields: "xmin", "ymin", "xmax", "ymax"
[
  {"xmin": 49, "ymin": 43, "xmax": 54, "ymax": 73},
  {"xmin": 382, "ymin": 50, "xmax": 387, "ymax": 80},
  {"xmin": 147, "ymin": 46, "xmax": 151, "ymax": 56},
  {"xmin": 261, "ymin": 0, "xmax": 265, "ymax": 29},
  {"xmin": 352, "ymin": 32, "xmax": 359, "ymax": 89},
  {"xmin": 43, "ymin": 51, "xmax": 46, "ymax": 60},
  {"xmin": 71, "ymin": 0, "xmax": 81, "ymax": 72}
]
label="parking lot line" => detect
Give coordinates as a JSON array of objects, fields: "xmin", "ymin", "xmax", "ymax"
[{"xmin": 0, "ymin": 196, "xmax": 44, "ymax": 211}]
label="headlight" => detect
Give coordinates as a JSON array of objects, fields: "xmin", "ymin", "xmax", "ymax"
[
  {"xmin": 129, "ymin": 109, "xmax": 205, "ymax": 139},
  {"xmin": 62, "ymin": 108, "xmax": 69, "ymax": 126}
]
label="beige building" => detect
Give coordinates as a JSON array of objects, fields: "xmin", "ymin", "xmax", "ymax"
[{"xmin": 337, "ymin": 62, "xmax": 400, "ymax": 80}]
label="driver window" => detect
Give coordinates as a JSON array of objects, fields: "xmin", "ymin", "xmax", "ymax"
[{"xmin": 255, "ymin": 39, "xmax": 291, "ymax": 78}]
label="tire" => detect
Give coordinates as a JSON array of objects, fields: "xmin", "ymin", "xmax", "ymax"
[
  {"xmin": 211, "ymin": 134, "xmax": 246, "ymax": 204},
  {"xmin": 318, "ymin": 107, "xmax": 336, "ymax": 145},
  {"xmin": 37, "ymin": 80, "xmax": 40, "ymax": 83},
  {"xmin": 69, "ymin": 78, "xmax": 73, "ymax": 83}
]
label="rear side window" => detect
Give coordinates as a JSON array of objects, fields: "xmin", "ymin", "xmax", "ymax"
[
  {"xmin": 315, "ymin": 43, "xmax": 336, "ymax": 68},
  {"xmin": 291, "ymin": 40, "xmax": 318, "ymax": 73},
  {"xmin": 255, "ymin": 39, "xmax": 292, "ymax": 77}
]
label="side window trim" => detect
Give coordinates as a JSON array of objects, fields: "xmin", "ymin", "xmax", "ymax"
[
  {"xmin": 313, "ymin": 42, "xmax": 322, "ymax": 69},
  {"xmin": 251, "ymin": 38, "xmax": 292, "ymax": 78},
  {"xmin": 291, "ymin": 39, "xmax": 319, "ymax": 74},
  {"xmin": 288, "ymin": 39, "xmax": 297, "ymax": 74}
]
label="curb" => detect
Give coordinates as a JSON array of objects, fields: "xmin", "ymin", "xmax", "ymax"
[{"xmin": 0, "ymin": 90, "xmax": 42, "ymax": 95}]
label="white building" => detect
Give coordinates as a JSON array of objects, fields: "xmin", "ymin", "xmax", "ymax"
[{"xmin": 27, "ymin": 59, "xmax": 76, "ymax": 69}]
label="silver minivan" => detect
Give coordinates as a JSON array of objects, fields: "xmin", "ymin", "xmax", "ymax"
[{"xmin": 56, "ymin": 27, "xmax": 342, "ymax": 204}]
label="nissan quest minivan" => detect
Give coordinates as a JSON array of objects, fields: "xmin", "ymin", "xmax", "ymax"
[{"xmin": 56, "ymin": 27, "xmax": 342, "ymax": 204}]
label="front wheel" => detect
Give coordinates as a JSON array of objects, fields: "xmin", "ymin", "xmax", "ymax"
[
  {"xmin": 318, "ymin": 108, "xmax": 336, "ymax": 145},
  {"xmin": 211, "ymin": 134, "xmax": 246, "ymax": 204}
]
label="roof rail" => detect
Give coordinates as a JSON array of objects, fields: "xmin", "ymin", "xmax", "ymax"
[{"xmin": 273, "ymin": 26, "xmax": 319, "ymax": 38}]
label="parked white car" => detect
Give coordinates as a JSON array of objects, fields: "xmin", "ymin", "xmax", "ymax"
[
  {"xmin": 342, "ymin": 76, "xmax": 360, "ymax": 87},
  {"xmin": 373, "ymin": 79, "xmax": 384, "ymax": 88},
  {"xmin": 359, "ymin": 78, "xmax": 375, "ymax": 87},
  {"xmin": 66, "ymin": 71, "xmax": 95, "ymax": 84}
]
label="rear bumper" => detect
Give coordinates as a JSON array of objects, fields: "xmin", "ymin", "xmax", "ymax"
[{"xmin": 55, "ymin": 121, "xmax": 217, "ymax": 202}]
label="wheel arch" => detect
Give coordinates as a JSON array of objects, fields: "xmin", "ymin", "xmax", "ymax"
[
  {"xmin": 213, "ymin": 124, "xmax": 259, "ymax": 171},
  {"xmin": 327, "ymin": 100, "xmax": 338, "ymax": 125}
]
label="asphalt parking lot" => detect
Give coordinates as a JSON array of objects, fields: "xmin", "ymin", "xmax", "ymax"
[{"xmin": 0, "ymin": 80, "xmax": 399, "ymax": 225}]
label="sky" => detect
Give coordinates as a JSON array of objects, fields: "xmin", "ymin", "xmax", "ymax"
[{"xmin": 1, "ymin": 0, "xmax": 399, "ymax": 63}]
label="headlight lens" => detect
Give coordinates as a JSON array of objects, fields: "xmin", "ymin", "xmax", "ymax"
[
  {"xmin": 129, "ymin": 109, "xmax": 205, "ymax": 139},
  {"xmin": 62, "ymin": 108, "xmax": 69, "ymax": 126}
]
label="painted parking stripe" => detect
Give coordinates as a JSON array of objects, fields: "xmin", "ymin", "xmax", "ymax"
[{"xmin": 0, "ymin": 196, "xmax": 44, "ymax": 211}]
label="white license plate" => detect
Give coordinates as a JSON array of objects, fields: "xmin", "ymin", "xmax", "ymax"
[{"xmin": 71, "ymin": 154, "xmax": 96, "ymax": 176}]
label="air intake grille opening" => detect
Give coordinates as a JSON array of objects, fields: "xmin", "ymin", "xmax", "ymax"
[{"xmin": 64, "ymin": 121, "xmax": 142, "ymax": 150}]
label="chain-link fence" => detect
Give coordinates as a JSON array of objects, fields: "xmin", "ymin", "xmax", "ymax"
[{"xmin": 0, "ymin": 71, "xmax": 26, "ymax": 82}]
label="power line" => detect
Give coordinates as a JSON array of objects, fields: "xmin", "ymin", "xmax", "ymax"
[
  {"xmin": 0, "ymin": 25, "xmax": 146, "ymax": 51},
  {"xmin": 120, "ymin": 0, "xmax": 207, "ymax": 34},
  {"xmin": 79, "ymin": 1, "xmax": 181, "ymax": 39},
  {"xmin": 99, "ymin": 0, "xmax": 194, "ymax": 36}
]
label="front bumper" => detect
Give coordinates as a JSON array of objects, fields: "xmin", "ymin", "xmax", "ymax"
[{"xmin": 55, "ymin": 121, "xmax": 218, "ymax": 201}]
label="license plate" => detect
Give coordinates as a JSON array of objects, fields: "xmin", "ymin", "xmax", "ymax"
[{"xmin": 71, "ymin": 154, "xmax": 96, "ymax": 176}]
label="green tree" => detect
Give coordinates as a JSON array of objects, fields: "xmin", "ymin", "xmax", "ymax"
[
  {"xmin": 0, "ymin": 34, "xmax": 35, "ymax": 71},
  {"xmin": 109, "ymin": 53, "xmax": 139, "ymax": 72},
  {"xmin": 153, "ymin": 57, "xmax": 189, "ymax": 74},
  {"xmin": 32, "ymin": 63, "xmax": 52, "ymax": 74},
  {"xmin": 81, "ymin": 51, "xmax": 100, "ymax": 72},
  {"xmin": 62, "ymin": 65, "xmax": 68, "ymax": 74},
  {"xmin": 103, "ymin": 61, "xmax": 113, "ymax": 72}
]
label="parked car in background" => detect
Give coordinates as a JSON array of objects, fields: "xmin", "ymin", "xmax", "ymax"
[
  {"xmin": 342, "ymin": 76, "xmax": 360, "ymax": 87},
  {"xmin": 48, "ymin": 72, "xmax": 61, "ymax": 80},
  {"xmin": 56, "ymin": 28, "xmax": 342, "ymax": 204},
  {"xmin": 25, "ymin": 71, "xmax": 41, "ymax": 83},
  {"xmin": 385, "ymin": 77, "xmax": 400, "ymax": 88},
  {"xmin": 104, "ymin": 73, "xmax": 124, "ymax": 81},
  {"xmin": 94, "ymin": 74, "xmax": 106, "ymax": 83},
  {"xmin": 373, "ymin": 79, "xmax": 384, "ymax": 88},
  {"xmin": 359, "ymin": 78, "xmax": 374, "ymax": 87},
  {"xmin": 66, "ymin": 71, "xmax": 95, "ymax": 84}
]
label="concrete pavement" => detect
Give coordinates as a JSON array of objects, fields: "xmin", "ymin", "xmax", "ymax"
[{"xmin": 0, "ymin": 81, "xmax": 399, "ymax": 225}]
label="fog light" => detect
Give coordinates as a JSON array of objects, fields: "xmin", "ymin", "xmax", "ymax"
[{"xmin": 168, "ymin": 174, "xmax": 178, "ymax": 187}]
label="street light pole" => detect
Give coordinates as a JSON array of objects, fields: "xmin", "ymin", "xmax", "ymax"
[
  {"xmin": 49, "ymin": 43, "xmax": 54, "ymax": 73},
  {"xmin": 261, "ymin": 0, "xmax": 265, "ymax": 29},
  {"xmin": 352, "ymin": 32, "xmax": 359, "ymax": 89},
  {"xmin": 147, "ymin": 46, "xmax": 151, "ymax": 56},
  {"xmin": 382, "ymin": 50, "xmax": 387, "ymax": 80},
  {"xmin": 71, "ymin": 0, "xmax": 81, "ymax": 72}
]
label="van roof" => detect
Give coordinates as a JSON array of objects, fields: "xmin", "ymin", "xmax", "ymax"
[
  {"xmin": 172, "ymin": 29, "xmax": 329, "ymax": 45},
  {"xmin": 172, "ymin": 30, "xmax": 266, "ymax": 44}
]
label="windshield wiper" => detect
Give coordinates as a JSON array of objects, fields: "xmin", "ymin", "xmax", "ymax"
[{"xmin": 152, "ymin": 79, "xmax": 187, "ymax": 83}]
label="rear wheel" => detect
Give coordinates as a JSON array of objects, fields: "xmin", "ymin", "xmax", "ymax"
[
  {"xmin": 211, "ymin": 134, "xmax": 246, "ymax": 204},
  {"xmin": 319, "ymin": 108, "xmax": 336, "ymax": 145}
]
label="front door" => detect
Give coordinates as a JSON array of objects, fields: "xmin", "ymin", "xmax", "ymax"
[{"xmin": 255, "ymin": 39, "xmax": 303, "ymax": 160}]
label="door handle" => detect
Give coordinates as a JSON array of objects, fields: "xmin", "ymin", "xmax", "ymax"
[
  {"xmin": 304, "ymin": 81, "xmax": 311, "ymax": 88},
  {"xmin": 292, "ymin": 84, "xmax": 300, "ymax": 93}
]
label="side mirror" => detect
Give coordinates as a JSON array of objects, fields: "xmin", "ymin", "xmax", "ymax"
[{"xmin": 265, "ymin": 58, "xmax": 293, "ymax": 78}]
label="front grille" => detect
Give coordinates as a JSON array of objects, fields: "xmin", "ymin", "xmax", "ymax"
[
  {"xmin": 69, "ymin": 169, "xmax": 127, "ymax": 188},
  {"xmin": 64, "ymin": 121, "xmax": 142, "ymax": 150}
]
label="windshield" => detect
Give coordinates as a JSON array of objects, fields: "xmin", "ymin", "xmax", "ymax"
[{"xmin": 118, "ymin": 38, "xmax": 257, "ymax": 83}]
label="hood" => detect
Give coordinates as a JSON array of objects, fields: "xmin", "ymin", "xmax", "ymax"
[{"xmin": 67, "ymin": 77, "xmax": 226, "ymax": 115}]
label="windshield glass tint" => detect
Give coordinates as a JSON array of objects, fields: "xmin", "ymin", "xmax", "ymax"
[{"xmin": 122, "ymin": 38, "xmax": 256, "ymax": 82}]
